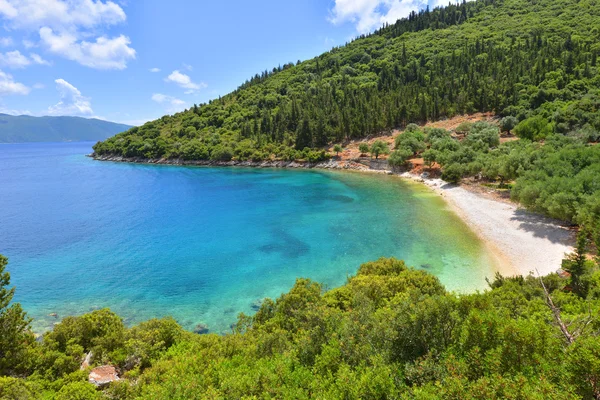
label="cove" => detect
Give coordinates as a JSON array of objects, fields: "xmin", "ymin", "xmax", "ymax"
[{"xmin": 0, "ymin": 142, "xmax": 497, "ymax": 333}]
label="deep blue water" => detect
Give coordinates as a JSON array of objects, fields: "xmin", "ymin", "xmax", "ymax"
[{"xmin": 0, "ymin": 142, "xmax": 496, "ymax": 333}]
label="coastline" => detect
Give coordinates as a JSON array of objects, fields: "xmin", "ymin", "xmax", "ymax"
[
  {"xmin": 91, "ymin": 154, "xmax": 575, "ymax": 278},
  {"xmin": 399, "ymin": 173, "xmax": 575, "ymax": 278}
]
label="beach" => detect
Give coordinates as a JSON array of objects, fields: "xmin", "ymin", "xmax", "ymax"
[{"xmin": 401, "ymin": 173, "xmax": 576, "ymax": 278}]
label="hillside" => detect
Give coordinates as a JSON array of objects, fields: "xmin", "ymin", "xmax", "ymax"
[
  {"xmin": 94, "ymin": 0, "xmax": 599, "ymax": 161},
  {"xmin": 0, "ymin": 114, "xmax": 132, "ymax": 143}
]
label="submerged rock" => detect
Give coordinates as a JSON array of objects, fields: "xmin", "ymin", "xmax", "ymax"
[
  {"xmin": 89, "ymin": 365, "xmax": 119, "ymax": 387},
  {"xmin": 251, "ymin": 298, "xmax": 265, "ymax": 311},
  {"xmin": 193, "ymin": 323, "xmax": 209, "ymax": 334}
]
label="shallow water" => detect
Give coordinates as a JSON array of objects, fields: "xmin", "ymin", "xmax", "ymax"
[{"xmin": 0, "ymin": 142, "xmax": 496, "ymax": 333}]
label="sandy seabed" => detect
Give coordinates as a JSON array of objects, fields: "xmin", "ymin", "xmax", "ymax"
[{"xmin": 401, "ymin": 173, "xmax": 575, "ymax": 278}]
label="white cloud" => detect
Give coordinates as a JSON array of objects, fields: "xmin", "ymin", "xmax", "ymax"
[
  {"xmin": 30, "ymin": 52, "xmax": 51, "ymax": 65},
  {"xmin": 182, "ymin": 63, "xmax": 193, "ymax": 71},
  {"xmin": 0, "ymin": 50, "xmax": 51, "ymax": 68},
  {"xmin": 22, "ymin": 39, "xmax": 36, "ymax": 48},
  {"xmin": 165, "ymin": 70, "xmax": 206, "ymax": 93},
  {"xmin": 330, "ymin": 0, "xmax": 462, "ymax": 34},
  {"xmin": 47, "ymin": 78, "xmax": 93, "ymax": 116},
  {"xmin": 0, "ymin": 37, "xmax": 13, "ymax": 46},
  {"xmin": 151, "ymin": 93, "xmax": 187, "ymax": 113},
  {"xmin": 32, "ymin": 82, "xmax": 45, "ymax": 89},
  {"xmin": 149, "ymin": 67, "xmax": 160, "ymax": 73},
  {"xmin": 40, "ymin": 27, "xmax": 135, "ymax": 70},
  {"xmin": 0, "ymin": 0, "xmax": 125, "ymax": 31},
  {"xmin": 0, "ymin": 69, "xmax": 30, "ymax": 95},
  {"xmin": 0, "ymin": 50, "xmax": 31, "ymax": 68},
  {"xmin": 0, "ymin": 106, "xmax": 32, "ymax": 115},
  {"xmin": 0, "ymin": 0, "xmax": 135, "ymax": 69}
]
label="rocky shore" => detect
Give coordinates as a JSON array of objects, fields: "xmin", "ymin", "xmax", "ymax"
[{"xmin": 90, "ymin": 153, "xmax": 375, "ymax": 172}]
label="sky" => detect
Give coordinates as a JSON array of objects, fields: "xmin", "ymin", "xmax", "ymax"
[{"xmin": 0, "ymin": 0, "xmax": 453, "ymax": 126}]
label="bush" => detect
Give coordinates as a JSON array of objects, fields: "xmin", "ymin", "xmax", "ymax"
[
  {"xmin": 370, "ymin": 140, "xmax": 390, "ymax": 159},
  {"xmin": 514, "ymin": 116, "xmax": 553, "ymax": 141},
  {"xmin": 210, "ymin": 145, "xmax": 234, "ymax": 161},
  {"xmin": 388, "ymin": 148, "xmax": 414, "ymax": 167},
  {"xmin": 358, "ymin": 143, "xmax": 370, "ymax": 155},
  {"xmin": 500, "ymin": 116, "xmax": 518, "ymax": 133},
  {"xmin": 56, "ymin": 381, "xmax": 100, "ymax": 400},
  {"xmin": 441, "ymin": 163, "xmax": 464, "ymax": 183}
]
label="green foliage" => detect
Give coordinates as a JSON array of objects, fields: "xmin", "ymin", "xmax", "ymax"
[
  {"xmin": 56, "ymin": 381, "xmax": 100, "ymax": 400},
  {"xmin": 442, "ymin": 163, "xmax": 464, "ymax": 183},
  {"xmin": 515, "ymin": 116, "xmax": 553, "ymax": 140},
  {"xmin": 93, "ymin": 0, "xmax": 600, "ymax": 166},
  {"xmin": 370, "ymin": 140, "xmax": 390, "ymax": 159},
  {"xmin": 333, "ymin": 144, "xmax": 343, "ymax": 156},
  {"xmin": 0, "ymin": 255, "xmax": 34, "ymax": 376},
  {"xmin": 3, "ymin": 254, "xmax": 600, "ymax": 398},
  {"xmin": 388, "ymin": 147, "xmax": 414, "ymax": 167},
  {"xmin": 358, "ymin": 142, "xmax": 370, "ymax": 155},
  {"xmin": 500, "ymin": 116, "xmax": 518, "ymax": 133},
  {"xmin": 562, "ymin": 230, "xmax": 592, "ymax": 297}
]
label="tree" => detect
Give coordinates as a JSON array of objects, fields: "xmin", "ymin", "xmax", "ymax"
[
  {"xmin": 333, "ymin": 144, "xmax": 343, "ymax": 157},
  {"xmin": 358, "ymin": 143, "xmax": 370, "ymax": 156},
  {"xmin": 56, "ymin": 381, "xmax": 100, "ymax": 400},
  {"xmin": 0, "ymin": 255, "xmax": 34, "ymax": 376},
  {"xmin": 500, "ymin": 116, "xmax": 518, "ymax": 134},
  {"xmin": 370, "ymin": 140, "xmax": 390, "ymax": 159},
  {"xmin": 441, "ymin": 163, "xmax": 463, "ymax": 183},
  {"xmin": 295, "ymin": 119, "xmax": 313, "ymax": 150},
  {"xmin": 388, "ymin": 148, "xmax": 414, "ymax": 167},
  {"xmin": 593, "ymin": 223, "xmax": 600, "ymax": 267},
  {"xmin": 562, "ymin": 229, "xmax": 590, "ymax": 297},
  {"xmin": 514, "ymin": 116, "xmax": 552, "ymax": 141}
]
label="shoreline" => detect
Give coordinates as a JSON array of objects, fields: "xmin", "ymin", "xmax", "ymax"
[
  {"xmin": 91, "ymin": 154, "xmax": 575, "ymax": 278},
  {"xmin": 399, "ymin": 172, "xmax": 575, "ymax": 278}
]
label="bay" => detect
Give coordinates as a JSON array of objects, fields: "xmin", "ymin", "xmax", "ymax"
[{"xmin": 0, "ymin": 142, "xmax": 496, "ymax": 333}]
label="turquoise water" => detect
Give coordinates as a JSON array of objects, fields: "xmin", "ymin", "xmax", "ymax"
[{"xmin": 0, "ymin": 142, "xmax": 496, "ymax": 333}]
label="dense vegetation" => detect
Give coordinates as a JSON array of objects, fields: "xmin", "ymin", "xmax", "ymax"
[
  {"xmin": 0, "ymin": 115, "xmax": 131, "ymax": 144},
  {"xmin": 93, "ymin": 0, "xmax": 600, "ymax": 162},
  {"xmin": 2, "ymin": 246, "xmax": 600, "ymax": 398},
  {"xmin": 383, "ymin": 120, "xmax": 600, "ymax": 228}
]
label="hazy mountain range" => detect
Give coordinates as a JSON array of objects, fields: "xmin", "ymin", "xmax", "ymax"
[{"xmin": 0, "ymin": 114, "xmax": 132, "ymax": 143}]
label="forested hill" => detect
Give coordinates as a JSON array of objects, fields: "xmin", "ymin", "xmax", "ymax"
[
  {"xmin": 94, "ymin": 0, "xmax": 600, "ymax": 162},
  {"xmin": 0, "ymin": 114, "xmax": 132, "ymax": 143}
]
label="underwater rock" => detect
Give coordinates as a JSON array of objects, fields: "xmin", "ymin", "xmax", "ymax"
[{"xmin": 193, "ymin": 323, "xmax": 209, "ymax": 334}]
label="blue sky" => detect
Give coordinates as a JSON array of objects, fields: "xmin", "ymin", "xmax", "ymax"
[{"xmin": 0, "ymin": 0, "xmax": 450, "ymax": 125}]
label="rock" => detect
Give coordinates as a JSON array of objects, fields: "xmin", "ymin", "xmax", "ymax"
[
  {"xmin": 251, "ymin": 298, "xmax": 265, "ymax": 311},
  {"xmin": 80, "ymin": 351, "xmax": 93, "ymax": 370},
  {"xmin": 193, "ymin": 323, "xmax": 209, "ymax": 334},
  {"xmin": 556, "ymin": 269, "xmax": 571, "ymax": 279},
  {"xmin": 88, "ymin": 365, "xmax": 119, "ymax": 388}
]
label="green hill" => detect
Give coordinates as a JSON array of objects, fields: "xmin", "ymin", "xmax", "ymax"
[
  {"xmin": 94, "ymin": 0, "xmax": 599, "ymax": 162},
  {"xmin": 0, "ymin": 114, "xmax": 132, "ymax": 143}
]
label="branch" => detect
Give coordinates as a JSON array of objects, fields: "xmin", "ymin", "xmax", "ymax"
[{"xmin": 537, "ymin": 270, "xmax": 574, "ymax": 345}]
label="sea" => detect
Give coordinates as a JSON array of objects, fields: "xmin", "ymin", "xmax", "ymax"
[{"xmin": 0, "ymin": 142, "xmax": 496, "ymax": 333}]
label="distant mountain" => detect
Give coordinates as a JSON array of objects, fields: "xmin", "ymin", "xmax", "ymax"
[{"xmin": 0, "ymin": 114, "xmax": 133, "ymax": 143}]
